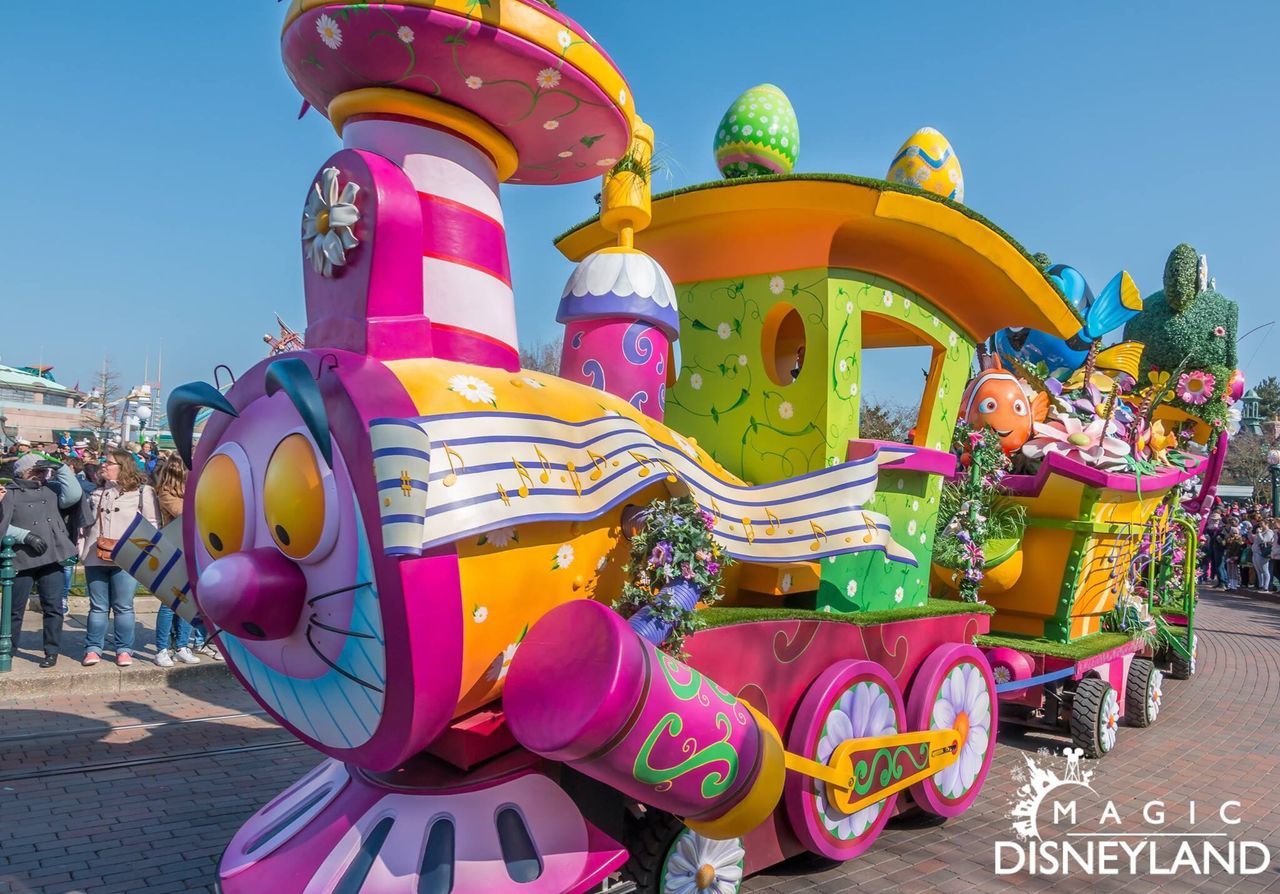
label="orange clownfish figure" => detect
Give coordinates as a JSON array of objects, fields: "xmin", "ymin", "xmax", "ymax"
[{"xmin": 959, "ymin": 357, "xmax": 1049, "ymax": 454}]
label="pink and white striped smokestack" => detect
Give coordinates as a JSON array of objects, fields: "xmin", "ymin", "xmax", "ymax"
[{"xmin": 341, "ymin": 116, "xmax": 519, "ymax": 358}]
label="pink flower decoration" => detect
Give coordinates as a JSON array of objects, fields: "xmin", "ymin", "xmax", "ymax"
[
  {"xmin": 1214, "ymin": 326, "xmax": 1226, "ymax": 337},
  {"xmin": 1226, "ymin": 369, "xmax": 1246, "ymax": 404},
  {"xmin": 1176, "ymin": 370, "xmax": 1215, "ymax": 405},
  {"xmin": 1022, "ymin": 413, "xmax": 1131, "ymax": 470}
]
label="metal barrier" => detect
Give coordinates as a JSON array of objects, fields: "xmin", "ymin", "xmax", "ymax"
[{"xmin": 0, "ymin": 535, "xmax": 15, "ymax": 673}]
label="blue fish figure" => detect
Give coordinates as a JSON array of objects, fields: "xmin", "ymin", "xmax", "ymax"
[{"xmin": 994, "ymin": 265, "xmax": 1143, "ymax": 379}]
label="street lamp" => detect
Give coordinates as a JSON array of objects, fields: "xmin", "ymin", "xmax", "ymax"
[{"xmin": 1268, "ymin": 448, "xmax": 1280, "ymax": 517}]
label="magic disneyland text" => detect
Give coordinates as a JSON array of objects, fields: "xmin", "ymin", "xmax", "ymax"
[{"xmin": 995, "ymin": 800, "xmax": 1273, "ymax": 877}]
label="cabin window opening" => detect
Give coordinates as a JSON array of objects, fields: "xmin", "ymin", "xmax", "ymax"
[{"xmin": 761, "ymin": 303, "xmax": 806, "ymax": 387}]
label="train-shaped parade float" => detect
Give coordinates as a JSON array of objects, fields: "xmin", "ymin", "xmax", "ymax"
[{"xmin": 108, "ymin": 2, "xmax": 1239, "ymax": 891}]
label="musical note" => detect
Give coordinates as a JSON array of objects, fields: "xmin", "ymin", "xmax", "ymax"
[
  {"xmin": 496, "ymin": 483, "xmax": 511, "ymax": 507},
  {"xmin": 808, "ymin": 520, "xmax": 828, "ymax": 552},
  {"xmin": 861, "ymin": 512, "xmax": 878, "ymax": 544},
  {"xmin": 742, "ymin": 518, "xmax": 755, "ymax": 544},
  {"xmin": 586, "ymin": 450, "xmax": 608, "ymax": 481},
  {"xmin": 629, "ymin": 451, "xmax": 652, "ymax": 477},
  {"xmin": 400, "ymin": 470, "xmax": 413, "ymax": 497},
  {"xmin": 534, "ymin": 446, "xmax": 552, "ymax": 484},
  {"xmin": 565, "ymin": 461, "xmax": 583, "ymax": 496},
  {"xmin": 441, "ymin": 444, "xmax": 464, "ymax": 487},
  {"xmin": 512, "ymin": 460, "xmax": 535, "ymax": 498},
  {"xmin": 709, "ymin": 498, "xmax": 722, "ymax": 521},
  {"xmin": 170, "ymin": 586, "xmax": 187, "ymax": 606},
  {"xmin": 764, "ymin": 507, "xmax": 780, "ymax": 535},
  {"xmin": 654, "ymin": 458, "xmax": 680, "ymax": 483}
]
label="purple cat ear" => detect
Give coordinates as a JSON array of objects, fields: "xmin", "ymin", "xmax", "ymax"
[{"xmin": 167, "ymin": 381, "xmax": 238, "ymax": 469}]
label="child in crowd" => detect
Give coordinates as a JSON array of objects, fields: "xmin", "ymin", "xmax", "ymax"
[{"xmin": 1224, "ymin": 530, "xmax": 1244, "ymax": 590}]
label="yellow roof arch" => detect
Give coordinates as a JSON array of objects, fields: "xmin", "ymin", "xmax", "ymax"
[{"xmin": 556, "ymin": 175, "xmax": 1082, "ymax": 342}]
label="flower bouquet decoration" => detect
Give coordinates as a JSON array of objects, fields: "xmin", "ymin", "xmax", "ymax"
[{"xmin": 612, "ymin": 496, "xmax": 732, "ymax": 660}]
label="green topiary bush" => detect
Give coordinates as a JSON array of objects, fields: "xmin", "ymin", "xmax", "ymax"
[
  {"xmin": 1124, "ymin": 243, "xmax": 1238, "ymax": 380},
  {"xmin": 1163, "ymin": 242, "xmax": 1200, "ymax": 312}
]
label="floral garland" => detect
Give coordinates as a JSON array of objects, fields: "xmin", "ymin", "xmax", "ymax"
[
  {"xmin": 612, "ymin": 496, "xmax": 731, "ymax": 660},
  {"xmin": 935, "ymin": 423, "xmax": 1015, "ymax": 603}
]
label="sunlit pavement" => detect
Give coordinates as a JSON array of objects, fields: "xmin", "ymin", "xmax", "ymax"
[{"xmin": 0, "ymin": 588, "xmax": 1277, "ymax": 893}]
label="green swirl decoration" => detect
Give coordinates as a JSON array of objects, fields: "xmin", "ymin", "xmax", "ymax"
[
  {"xmin": 633, "ymin": 712, "xmax": 740, "ymax": 799},
  {"xmin": 851, "ymin": 743, "xmax": 931, "ymax": 796}
]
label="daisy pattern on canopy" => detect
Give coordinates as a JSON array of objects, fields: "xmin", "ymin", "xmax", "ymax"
[
  {"xmin": 930, "ymin": 662, "xmax": 992, "ymax": 799},
  {"xmin": 302, "ymin": 167, "xmax": 359, "ymax": 278}
]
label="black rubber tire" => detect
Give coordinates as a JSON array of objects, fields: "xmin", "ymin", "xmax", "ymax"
[
  {"xmin": 1124, "ymin": 658, "xmax": 1161, "ymax": 727},
  {"xmin": 619, "ymin": 810, "xmax": 686, "ymax": 894},
  {"xmin": 1169, "ymin": 634, "xmax": 1196, "ymax": 680},
  {"xmin": 1069, "ymin": 677, "xmax": 1116, "ymax": 759}
]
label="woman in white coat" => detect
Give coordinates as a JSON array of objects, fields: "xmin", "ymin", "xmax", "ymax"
[{"xmin": 80, "ymin": 449, "xmax": 159, "ymax": 666}]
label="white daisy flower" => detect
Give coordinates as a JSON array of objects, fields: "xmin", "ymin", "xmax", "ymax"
[
  {"xmin": 904, "ymin": 298, "xmax": 912, "ymax": 311},
  {"xmin": 316, "ymin": 14, "xmax": 342, "ymax": 49},
  {"xmin": 465, "ymin": 75, "xmax": 483, "ymax": 90},
  {"xmin": 717, "ymin": 322, "xmax": 732, "ymax": 340},
  {"xmin": 536, "ymin": 67, "xmax": 562, "ymax": 89},
  {"xmin": 558, "ymin": 150, "xmax": 574, "ymax": 158},
  {"xmin": 949, "ymin": 332, "xmax": 958, "ymax": 347},
  {"xmin": 553, "ymin": 544, "xmax": 575, "ymax": 569},
  {"xmin": 932, "ymin": 316, "xmax": 941, "ymax": 327},
  {"xmin": 908, "ymin": 519, "xmax": 918, "ymax": 536},
  {"xmin": 596, "ymin": 157, "xmax": 618, "ymax": 167},
  {"xmin": 839, "ymin": 359, "xmax": 848, "ymax": 373},
  {"xmin": 849, "ymin": 382, "xmax": 858, "ymax": 396},
  {"xmin": 769, "ymin": 275, "xmax": 785, "ymax": 295},
  {"xmin": 690, "ymin": 373, "xmax": 703, "ymax": 390},
  {"xmin": 847, "ymin": 579, "xmax": 858, "ymax": 597},
  {"xmin": 397, "ymin": 25, "xmax": 414, "ymax": 43},
  {"xmin": 846, "ymin": 301, "xmax": 854, "ymax": 315},
  {"xmin": 302, "ymin": 167, "xmax": 360, "ymax": 278},
  {"xmin": 485, "ymin": 642, "xmax": 520, "ymax": 682},
  {"xmin": 487, "ymin": 527, "xmax": 516, "ymax": 547},
  {"xmin": 894, "ymin": 586, "xmax": 904, "ymax": 603},
  {"xmin": 557, "ymin": 29, "xmax": 572, "ymax": 48},
  {"xmin": 738, "ymin": 354, "xmax": 748, "ymax": 366},
  {"xmin": 472, "ymin": 605, "xmax": 489, "ymax": 623},
  {"xmin": 448, "ymin": 374, "xmax": 496, "ymax": 406},
  {"xmin": 912, "ymin": 499, "xmax": 920, "ymax": 511},
  {"xmin": 920, "ymin": 533, "xmax": 928, "ymax": 544},
  {"xmin": 882, "ymin": 290, "xmax": 894, "ymax": 307},
  {"xmin": 778, "ymin": 401, "xmax": 794, "ymax": 420},
  {"xmin": 543, "ymin": 119, "xmax": 560, "ymax": 130},
  {"xmin": 520, "ymin": 376, "xmax": 545, "ymax": 389}
]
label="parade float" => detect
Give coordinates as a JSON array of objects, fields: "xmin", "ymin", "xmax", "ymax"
[{"xmin": 108, "ymin": 2, "xmax": 1228, "ymax": 891}]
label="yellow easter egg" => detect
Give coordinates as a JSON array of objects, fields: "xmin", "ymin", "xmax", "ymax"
[{"xmin": 886, "ymin": 127, "xmax": 964, "ymax": 203}]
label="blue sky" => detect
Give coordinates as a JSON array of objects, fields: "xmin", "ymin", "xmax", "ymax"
[{"xmin": 5, "ymin": 2, "xmax": 1278, "ymax": 409}]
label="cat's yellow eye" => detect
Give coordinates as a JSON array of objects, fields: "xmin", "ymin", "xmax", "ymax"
[
  {"xmin": 263, "ymin": 433, "xmax": 328, "ymax": 560},
  {"xmin": 195, "ymin": 453, "xmax": 246, "ymax": 558}
]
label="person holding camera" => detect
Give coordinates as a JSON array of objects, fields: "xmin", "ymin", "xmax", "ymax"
[{"xmin": 0, "ymin": 454, "xmax": 83, "ymax": 667}]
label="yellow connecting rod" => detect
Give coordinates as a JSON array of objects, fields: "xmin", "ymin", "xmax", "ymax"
[{"xmin": 783, "ymin": 728, "xmax": 961, "ymax": 815}]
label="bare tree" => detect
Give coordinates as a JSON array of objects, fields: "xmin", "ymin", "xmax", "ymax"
[
  {"xmin": 859, "ymin": 399, "xmax": 916, "ymax": 442},
  {"xmin": 82, "ymin": 358, "xmax": 121, "ymax": 444},
  {"xmin": 519, "ymin": 337, "xmax": 563, "ymax": 376}
]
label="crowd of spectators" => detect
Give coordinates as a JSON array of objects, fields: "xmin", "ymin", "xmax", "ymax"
[
  {"xmin": 1201, "ymin": 501, "xmax": 1280, "ymax": 592},
  {"xmin": 0, "ymin": 435, "xmax": 220, "ymax": 669}
]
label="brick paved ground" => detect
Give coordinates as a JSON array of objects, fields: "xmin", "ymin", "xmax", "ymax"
[{"xmin": 0, "ymin": 588, "xmax": 1276, "ymax": 893}]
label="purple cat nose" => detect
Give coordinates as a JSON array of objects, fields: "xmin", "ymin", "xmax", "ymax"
[{"xmin": 196, "ymin": 548, "xmax": 308, "ymax": 641}]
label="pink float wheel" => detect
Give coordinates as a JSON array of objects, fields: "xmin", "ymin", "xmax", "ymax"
[
  {"xmin": 906, "ymin": 644, "xmax": 997, "ymax": 816},
  {"xmin": 783, "ymin": 660, "xmax": 905, "ymax": 861}
]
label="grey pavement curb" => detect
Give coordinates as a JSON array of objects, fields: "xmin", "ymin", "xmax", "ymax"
[{"xmin": 0, "ymin": 659, "xmax": 230, "ymax": 701}]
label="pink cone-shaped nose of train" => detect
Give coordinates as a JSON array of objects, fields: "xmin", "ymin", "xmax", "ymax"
[{"xmin": 197, "ymin": 548, "xmax": 308, "ymax": 641}]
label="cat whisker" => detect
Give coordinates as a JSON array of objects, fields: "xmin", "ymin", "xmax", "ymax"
[
  {"xmin": 309, "ymin": 616, "xmax": 376, "ymax": 640},
  {"xmin": 305, "ymin": 626, "xmax": 384, "ymax": 693},
  {"xmin": 307, "ymin": 581, "xmax": 371, "ymax": 606}
]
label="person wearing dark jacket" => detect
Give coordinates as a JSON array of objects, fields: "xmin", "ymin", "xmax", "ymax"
[{"xmin": 0, "ymin": 454, "xmax": 83, "ymax": 667}]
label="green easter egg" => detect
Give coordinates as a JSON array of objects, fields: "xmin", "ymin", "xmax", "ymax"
[{"xmin": 713, "ymin": 84, "xmax": 799, "ymax": 179}]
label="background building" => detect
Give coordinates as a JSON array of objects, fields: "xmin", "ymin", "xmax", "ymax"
[{"xmin": 0, "ymin": 363, "xmax": 87, "ymax": 447}]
